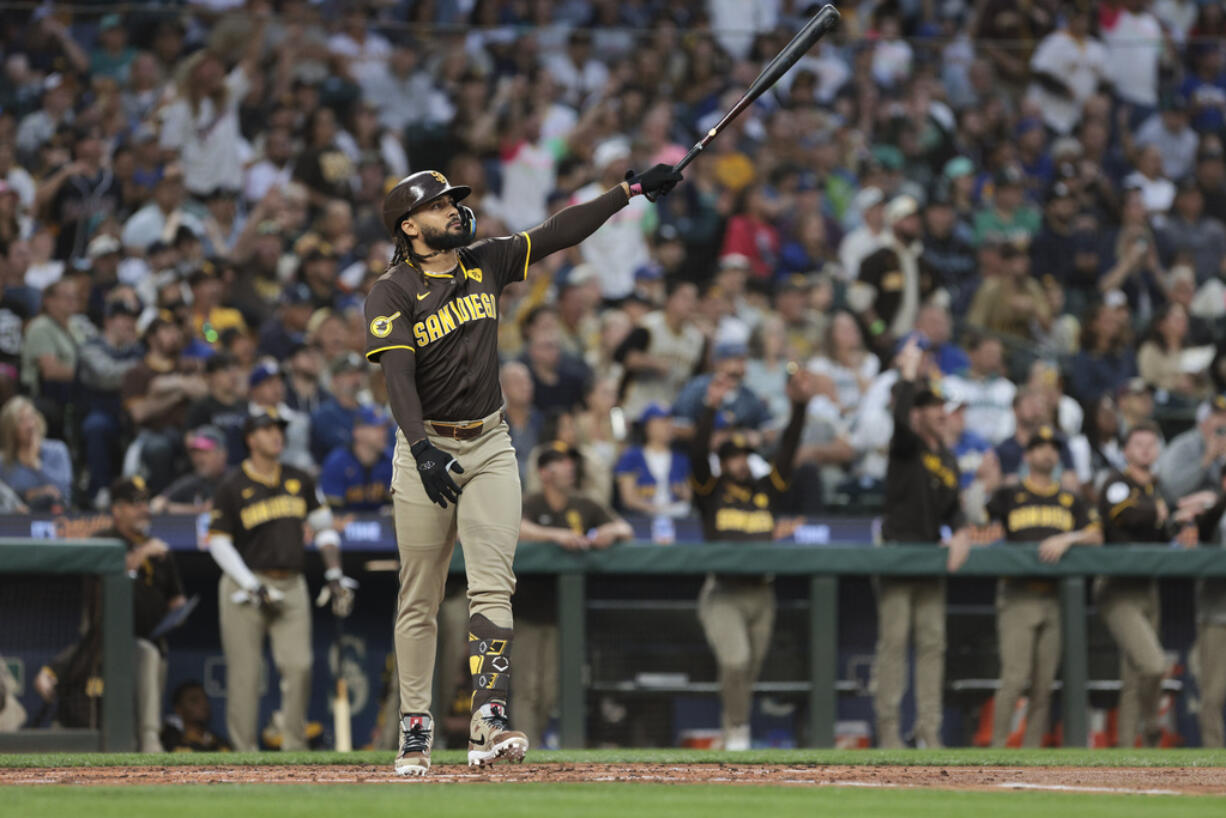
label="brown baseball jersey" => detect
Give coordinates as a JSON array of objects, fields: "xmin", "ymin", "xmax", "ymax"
[
  {"xmin": 518, "ymin": 490, "xmax": 614, "ymax": 621},
  {"xmin": 208, "ymin": 461, "xmax": 321, "ymax": 573},
  {"xmin": 363, "ymin": 234, "xmax": 531, "ymax": 422}
]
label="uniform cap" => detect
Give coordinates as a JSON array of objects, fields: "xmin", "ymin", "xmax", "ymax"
[
  {"xmin": 717, "ymin": 433, "xmax": 753, "ymax": 461},
  {"xmin": 244, "ymin": 408, "xmax": 289, "ymax": 436},
  {"xmin": 537, "ymin": 440, "xmax": 579, "ymax": 469},
  {"xmin": 1026, "ymin": 424, "xmax": 1061, "ymax": 451},
  {"xmin": 249, "ymin": 359, "xmax": 281, "ymax": 388},
  {"xmin": 381, "ymin": 170, "xmax": 471, "ymax": 238},
  {"xmin": 111, "ymin": 474, "xmax": 151, "ymax": 504}
]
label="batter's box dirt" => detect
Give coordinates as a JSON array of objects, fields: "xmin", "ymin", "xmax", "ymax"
[{"xmin": 2, "ymin": 764, "xmax": 1224, "ymax": 794}]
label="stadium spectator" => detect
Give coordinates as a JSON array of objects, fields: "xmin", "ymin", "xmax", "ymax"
[
  {"xmin": 838, "ymin": 187, "xmax": 887, "ymax": 280},
  {"xmin": 0, "ymin": 394, "xmax": 71, "ymax": 511},
  {"xmin": 256, "ymin": 283, "xmax": 315, "ymax": 362},
  {"xmin": 500, "ymin": 360, "xmax": 543, "ymax": 481},
  {"xmin": 942, "ymin": 333, "xmax": 1017, "ymax": 445},
  {"xmin": 151, "ymin": 426, "xmax": 229, "ymax": 514},
  {"xmin": 186, "ymin": 353, "xmax": 248, "ymax": 466},
  {"xmin": 320, "ymin": 405, "xmax": 392, "ymax": 512},
  {"xmin": 614, "ymin": 403, "xmax": 690, "ymax": 517},
  {"xmin": 518, "ymin": 442, "xmax": 631, "ymax": 747},
  {"xmin": 1026, "ymin": 3, "xmax": 1108, "ymax": 136},
  {"xmin": 20, "ymin": 277, "xmax": 78, "ymax": 434},
  {"xmin": 850, "ymin": 195, "xmax": 928, "ymax": 348},
  {"xmin": 79, "ymin": 297, "xmax": 143, "ymax": 505},
  {"xmin": 1068, "ymin": 298, "xmax": 1138, "ymax": 404},
  {"xmin": 1162, "ymin": 181, "xmax": 1226, "ymax": 286},
  {"xmin": 1136, "ymin": 303, "xmax": 1210, "ymax": 401},
  {"xmin": 521, "ymin": 315, "xmax": 590, "ymax": 414},
  {"xmin": 160, "ymin": 680, "xmax": 232, "ymax": 752},
  {"xmin": 807, "ymin": 310, "xmax": 879, "ymax": 418},
  {"xmin": 672, "ymin": 342, "xmax": 770, "ymax": 440},
  {"xmin": 309, "ymin": 352, "xmax": 367, "ymax": 463},
  {"xmin": 874, "ymin": 337, "xmax": 972, "ymax": 749},
  {"xmin": 120, "ymin": 164, "xmax": 202, "ymax": 253},
  {"xmin": 966, "ymin": 235, "xmax": 1051, "ymax": 343},
  {"xmin": 1156, "ymin": 395, "xmax": 1226, "ymax": 503},
  {"xmin": 248, "ymin": 359, "xmax": 314, "ymax": 474},
  {"xmin": 614, "ymin": 278, "xmax": 703, "ymax": 421},
  {"xmin": 121, "ymin": 311, "xmax": 207, "ymax": 488}
]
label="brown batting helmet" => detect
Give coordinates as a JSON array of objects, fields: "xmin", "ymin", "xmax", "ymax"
[{"xmin": 382, "ymin": 170, "xmax": 472, "ymax": 238}]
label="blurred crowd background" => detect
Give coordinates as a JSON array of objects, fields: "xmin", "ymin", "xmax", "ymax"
[{"xmin": 0, "ymin": 0, "xmax": 1225, "ymax": 523}]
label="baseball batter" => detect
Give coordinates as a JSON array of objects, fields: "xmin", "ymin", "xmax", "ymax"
[{"xmin": 365, "ymin": 164, "xmax": 681, "ymax": 775}]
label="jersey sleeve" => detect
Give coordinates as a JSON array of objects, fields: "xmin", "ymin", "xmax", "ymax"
[
  {"xmin": 578, "ymin": 498, "xmax": 615, "ymax": 530},
  {"xmin": 208, "ymin": 478, "xmax": 239, "ymax": 538},
  {"xmin": 364, "ymin": 280, "xmax": 416, "ymax": 363},
  {"xmin": 470, "ymin": 233, "xmax": 531, "ymax": 294},
  {"xmin": 985, "ymin": 487, "xmax": 1009, "ymax": 525},
  {"xmin": 302, "ymin": 473, "xmax": 322, "ymax": 514},
  {"xmin": 1071, "ymin": 495, "xmax": 1098, "ymax": 530}
]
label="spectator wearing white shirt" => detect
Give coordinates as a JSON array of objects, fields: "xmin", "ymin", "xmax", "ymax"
[
  {"xmin": 808, "ymin": 310, "xmax": 880, "ymax": 417},
  {"xmin": 359, "ymin": 43, "xmax": 454, "ymax": 135},
  {"xmin": 243, "ymin": 126, "xmax": 294, "ymax": 204},
  {"xmin": 1133, "ymin": 96, "xmax": 1199, "ymax": 182},
  {"xmin": 568, "ymin": 139, "xmax": 653, "ymax": 302},
  {"xmin": 1123, "ymin": 145, "xmax": 1177, "ymax": 218},
  {"xmin": 1026, "ymin": 5, "xmax": 1108, "ymax": 135},
  {"xmin": 543, "ymin": 31, "xmax": 609, "ymax": 108},
  {"xmin": 838, "ymin": 187, "xmax": 888, "ymax": 279},
  {"xmin": 159, "ymin": 39, "xmax": 263, "ymax": 197},
  {"xmin": 121, "ymin": 165, "xmax": 205, "ymax": 253},
  {"xmin": 870, "ymin": 10, "xmax": 914, "ymax": 89},
  {"xmin": 941, "ymin": 333, "xmax": 1017, "ymax": 445},
  {"xmin": 327, "ymin": 7, "xmax": 391, "ymax": 86},
  {"xmin": 1102, "ymin": 0, "xmax": 1165, "ymax": 112}
]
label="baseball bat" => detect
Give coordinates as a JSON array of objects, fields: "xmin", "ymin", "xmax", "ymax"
[
  {"xmin": 332, "ymin": 616, "xmax": 353, "ymax": 752},
  {"xmin": 672, "ymin": 4, "xmax": 841, "ymax": 175}
]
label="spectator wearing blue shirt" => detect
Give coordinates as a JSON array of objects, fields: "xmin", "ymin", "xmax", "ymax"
[
  {"xmin": 994, "ymin": 389, "xmax": 1077, "ymax": 491},
  {"xmin": 310, "ymin": 353, "xmax": 367, "ymax": 463},
  {"xmin": 945, "ymin": 400, "xmax": 992, "ymax": 490},
  {"xmin": 672, "ymin": 342, "xmax": 772, "ymax": 441},
  {"xmin": 1068, "ymin": 295, "xmax": 1138, "ymax": 405},
  {"xmin": 256, "ymin": 282, "xmax": 314, "ymax": 362},
  {"xmin": 0, "ymin": 395, "xmax": 73, "ymax": 511},
  {"xmin": 1180, "ymin": 43, "xmax": 1226, "ymax": 135},
  {"xmin": 320, "ymin": 406, "xmax": 392, "ymax": 512},
  {"xmin": 614, "ymin": 404, "xmax": 691, "ymax": 516}
]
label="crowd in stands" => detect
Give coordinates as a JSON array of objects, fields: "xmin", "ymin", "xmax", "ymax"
[{"xmin": 0, "ymin": 0, "xmax": 1224, "ymax": 526}]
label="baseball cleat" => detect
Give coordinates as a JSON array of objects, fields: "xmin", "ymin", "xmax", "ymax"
[
  {"xmin": 467, "ymin": 701, "xmax": 529, "ymax": 768},
  {"xmin": 394, "ymin": 713, "xmax": 434, "ymax": 776}
]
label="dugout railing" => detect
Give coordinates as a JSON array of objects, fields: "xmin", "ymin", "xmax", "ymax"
[
  {"xmin": 0, "ymin": 538, "xmax": 133, "ymax": 752},
  {"xmin": 495, "ymin": 542, "xmax": 1226, "ymax": 749},
  {"xmin": 4, "ymin": 538, "xmax": 1226, "ymax": 751}
]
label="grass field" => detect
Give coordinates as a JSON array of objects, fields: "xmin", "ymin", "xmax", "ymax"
[{"xmin": 3, "ymin": 749, "xmax": 1225, "ymax": 818}]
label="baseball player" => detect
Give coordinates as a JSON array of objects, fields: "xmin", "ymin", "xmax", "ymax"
[
  {"xmin": 1096, "ymin": 421, "xmax": 1170, "ymax": 747},
  {"xmin": 985, "ymin": 425, "xmax": 1100, "ymax": 747},
  {"xmin": 364, "ymin": 163, "xmax": 682, "ymax": 775},
  {"xmin": 206, "ymin": 409, "xmax": 356, "ymax": 751}
]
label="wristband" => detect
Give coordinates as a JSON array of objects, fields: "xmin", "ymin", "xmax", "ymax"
[{"xmin": 325, "ymin": 567, "xmax": 344, "ymax": 582}]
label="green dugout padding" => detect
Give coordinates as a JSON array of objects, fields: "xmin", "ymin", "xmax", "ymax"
[
  {"xmin": 0, "ymin": 539, "xmax": 134, "ymax": 752},
  {"xmin": 5, "ymin": 539, "xmax": 1223, "ymax": 752},
  {"xmin": 454, "ymin": 542, "xmax": 1226, "ymax": 749}
]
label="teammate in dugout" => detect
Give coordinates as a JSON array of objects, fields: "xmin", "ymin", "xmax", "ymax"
[
  {"xmin": 206, "ymin": 408, "xmax": 357, "ymax": 752},
  {"xmin": 984, "ymin": 425, "xmax": 1101, "ymax": 748},
  {"xmin": 363, "ymin": 162, "xmax": 682, "ymax": 775},
  {"xmin": 689, "ymin": 364, "xmax": 819, "ymax": 751},
  {"xmin": 1095, "ymin": 421, "xmax": 1171, "ymax": 748}
]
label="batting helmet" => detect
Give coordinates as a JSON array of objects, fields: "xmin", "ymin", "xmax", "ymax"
[{"xmin": 382, "ymin": 170, "xmax": 474, "ymax": 239}]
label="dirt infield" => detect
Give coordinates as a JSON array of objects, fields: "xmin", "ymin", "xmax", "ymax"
[{"xmin": 3, "ymin": 764, "xmax": 1224, "ymax": 795}]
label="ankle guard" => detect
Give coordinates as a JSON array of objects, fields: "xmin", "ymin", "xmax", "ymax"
[{"xmin": 468, "ymin": 613, "xmax": 512, "ymax": 710}]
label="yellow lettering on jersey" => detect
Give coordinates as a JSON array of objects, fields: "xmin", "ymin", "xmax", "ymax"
[
  {"xmin": 425, "ymin": 313, "xmax": 443, "ymax": 343},
  {"xmin": 922, "ymin": 452, "xmax": 958, "ymax": 489},
  {"xmin": 565, "ymin": 509, "xmax": 583, "ymax": 533},
  {"xmin": 715, "ymin": 508, "xmax": 775, "ymax": 534},
  {"xmin": 409, "ymin": 292, "xmax": 501, "ymax": 350},
  {"xmin": 239, "ymin": 495, "xmax": 308, "ymax": 530},
  {"xmin": 1007, "ymin": 505, "xmax": 1075, "ymax": 534},
  {"xmin": 438, "ymin": 303, "xmax": 458, "ymax": 335}
]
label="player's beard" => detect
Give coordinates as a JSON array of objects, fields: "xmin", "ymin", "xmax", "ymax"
[{"xmin": 419, "ymin": 221, "xmax": 469, "ymax": 251}]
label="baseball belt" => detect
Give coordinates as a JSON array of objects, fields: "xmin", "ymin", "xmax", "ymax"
[{"xmin": 429, "ymin": 410, "xmax": 506, "ymax": 441}]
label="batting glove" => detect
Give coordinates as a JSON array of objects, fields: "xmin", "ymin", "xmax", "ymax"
[
  {"xmin": 625, "ymin": 164, "xmax": 684, "ymax": 202},
  {"xmin": 231, "ymin": 584, "xmax": 286, "ymax": 611},
  {"xmin": 411, "ymin": 439, "xmax": 465, "ymax": 509},
  {"xmin": 316, "ymin": 568, "xmax": 359, "ymax": 618}
]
